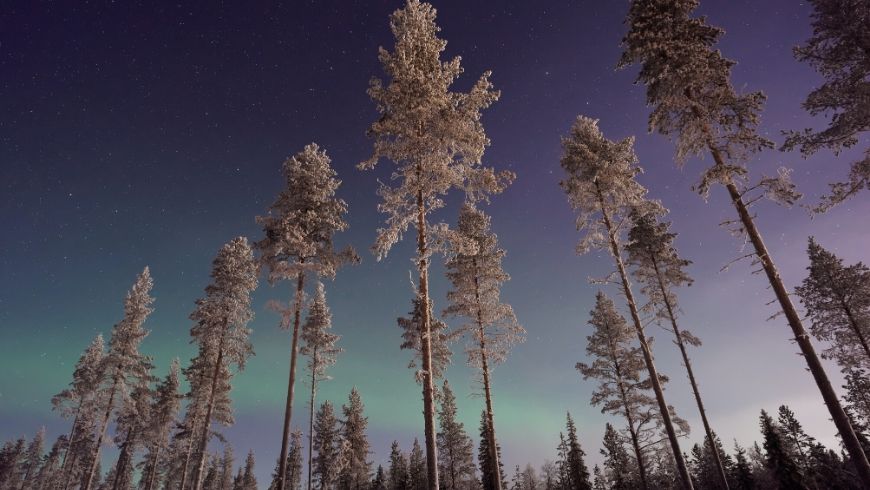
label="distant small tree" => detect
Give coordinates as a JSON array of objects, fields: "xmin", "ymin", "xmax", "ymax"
[
  {"xmin": 388, "ymin": 442, "xmax": 409, "ymax": 490},
  {"xmin": 408, "ymin": 439, "xmax": 427, "ymax": 490},
  {"xmin": 600, "ymin": 424, "xmax": 633, "ymax": 490},
  {"xmin": 240, "ymin": 452, "xmax": 257, "ymax": 490},
  {"xmin": 269, "ymin": 430, "xmax": 302, "ymax": 490},
  {"xmin": 372, "ymin": 466, "xmax": 388, "ymax": 490},
  {"xmin": 339, "ymin": 388, "xmax": 371, "ymax": 490},
  {"xmin": 140, "ymin": 360, "xmax": 182, "ymax": 490},
  {"xmin": 784, "ymin": 0, "xmax": 870, "ymax": 210},
  {"xmin": 562, "ymin": 414, "xmax": 591, "ymax": 490},
  {"xmin": 730, "ymin": 442, "xmax": 755, "ymax": 490},
  {"xmin": 760, "ymin": 410, "xmax": 806, "ymax": 489},
  {"xmin": 478, "ymin": 411, "xmax": 506, "ymax": 490},
  {"xmin": 312, "ymin": 402, "xmax": 343, "ymax": 490},
  {"xmin": 437, "ymin": 380, "xmax": 476, "ymax": 490}
]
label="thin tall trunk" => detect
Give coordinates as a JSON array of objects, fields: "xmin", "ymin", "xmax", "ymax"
[
  {"xmin": 191, "ymin": 335, "xmax": 226, "ymax": 490},
  {"xmin": 306, "ymin": 347, "xmax": 318, "ymax": 490},
  {"xmin": 83, "ymin": 376, "xmax": 121, "ymax": 490},
  {"xmin": 111, "ymin": 429, "xmax": 135, "ymax": 490},
  {"xmin": 144, "ymin": 444, "xmax": 162, "ymax": 490},
  {"xmin": 59, "ymin": 410, "xmax": 82, "ymax": 490},
  {"xmin": 180, "ymin": 410, "xmax": 201, "ymax": 490},
  {"xmin": 278, "ymin": 270, "xmax": 306, "ymax": 490},
  {"xmin": 604, "ymin": 325, "xmax": 649, "ymax": 490},
  {"xmin": 649, "ymin": 256, "xmax": 729, "ymax": 489},
  {"xmin": 416, "ymin": 180, "xmax": 440, "ymax": 490},
  {"xmin": 693, "ymin": 120, "xmax": 870, "ymax": 484},
  {"xmin": 471, "ymin": 257, "xmax": 502, "ymax": 490},
  {"xmin": 836, "ymin": 294, "xmax": 870, "ymax": 365},
  {"xmin": 595, "ymin": 183, "xmax": 693, "ymax": 490}
]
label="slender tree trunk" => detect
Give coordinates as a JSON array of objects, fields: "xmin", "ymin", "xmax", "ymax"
[
  {"xmin": 684, "ymin": 98, "xmax": 870, "ymax": 484},
  {"xmin": 144, "ymin": 444, "xmax": 162, "ymax": 490},
  {"xmin": 471, "ymin": 258, "xmax": 502, "ymax": 490},
  {"xmin": 415, "ymin": 181, "xmax": 440, "ymax": 490},
  {"xmin": 83, "ymin": 376, "xmax": 121, "ymax": 490},
  {"xmin": 595, "ymin": 184, "xmax": 693, "ymax": 490},
  {"xmin": 604, "ymin": 328, "xmax": 649, "ymax": 490},
  {"xmin": 650, "ymin": 256, "xmax": 729, "ymax": 489},
  {"xmin": 59, "ymin": 410, "xmax": 82, "ymax": 490},
  {"xmin": 180, "ymin": 409, "xmax": 201, "ymax": 490},
  {"xmin": 306, "ymin": 347, "xmax": 318, "ymax": 490},
  {"xmin": 192, "ymin": 335, "xmax": 226, "ymax": 490},
  {"xmin": 839, "ymin": 299, "xmax": 870, "ymax": 366},
  {"xmin": 111, "ymin": 429, "xmax": 134, "ymax": 490},
  {"xmin": 279, "ymin": 270, "xmax": 306, "ymax": 490}
]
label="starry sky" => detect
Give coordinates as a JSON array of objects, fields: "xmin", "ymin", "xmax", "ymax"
[{"xmin": 2, "ymin": 0, "xmax": 868, "ymax": 484}]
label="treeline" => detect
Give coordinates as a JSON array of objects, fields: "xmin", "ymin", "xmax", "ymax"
[{"xmin": 2, "ymin": 0, "xmax": 869, "ymax": 490}]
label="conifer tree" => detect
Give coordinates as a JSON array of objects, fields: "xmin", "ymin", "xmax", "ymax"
[
  {"xmin": 388, "ymin": 442, "xmax": 409, "ymax": 490},
  {"xmin": 408, "ymin": 440, "xmax": 427, "ymax": 490},
  {"xmin": 20, "ymin": 428, "xmax": 45, "ymax": 490},
  {"xmin": 312, "ymin": 401, "xmax": 342, "ymax": 490},
  {"xmin": 270, "ymin": 430, "xmax": 303, "ymax": 490},
  {"xmin": 599, "ymin": 424, "xmax": 632, "ymax": 490},
  {"xmin": 562, "ymin": 414, "xmax": 591, "ymax": 490},
  {"xmin": 436, "ymin": 381, "xmax": 476, "ymax": 490},
  {"xmin": 240, "ymin": 452, "xmax": 256, "ymax": 490},
  {"xmin": 360, "ymin": 2, "xmax": 513, "ymax": 486},
  {"xmin": 339, "ymin": 388, "xmax": 371, "ymax": 490},
  {"xmin": 796, "ymin": 237, "xmax": 870, "ymax": 370},
  {"xmin": 189, "ymin": 238, "xmax": 259, "ymax": 490},
  {"xmin": 140, "ymin": 360, "xmax": 182, "ymax": 490},
  {"xmin": 219, "ymin": 446, "xmax": 234, "ymax": 490},
  {"xmin": 52, "ymin": 334, "xmax": 104, "ymax": 490},
  {"xmin": 444, "ymin": 204, "xmax": 524, "ymax": 488},
  {"xmin": 776, "ymin": 406, "xmax": 818, "ymax": 483},
  {"xmin": 201, "ymin": 456, "xmax": 219, "ymax": 490},
  {"xmin": 83, "ymin": 268, "xmax": 155, "ymax": 490},
  {"xmin": 730, "ymin": 443, "xmax": 755, "ymax": 490},
  {"xmin": 372, "ymin": 466, "xmax": 387, "ymax": 490},
  {"xmin": 398, "ymin": 296, "xmax": 454, "ymax": 387},
  {"xmin": 478, "ymin": 411, "xmax": 505, "ymax": 490},
  {"xmin": 110, "ymin": 375, "xmax": 154, "ymax": 490},
  {"xmin": 299, "ymin": 283, "xmax": 343, "ymax": 490},
  {"xmin": 256, "ymin": 142, "xmax": 357, "ymax": 490},
  {"xmin": 626, "ymin": 209, "xmax": 729, "ymax": 489},
  {"xmin": 576, "ymin": 292, "xmax": 687, "ymax": 490},
  {"xmin": 559, "ymin": 116, "xmax": 691, "ymax": 489},
  {"xmin": 760, "ymin": 410, "xmax": 806, "ymax": 489},
  {"xmin": 34, "ymin": 435, "xmax": 67, "ymax": 490},
  {"xmin": 784, "ymin": 0, "xmax": 870, "ymax": 210},
  {"xmin": 619, "ymin": 1, "xmax": 870, "ymax": 481}
]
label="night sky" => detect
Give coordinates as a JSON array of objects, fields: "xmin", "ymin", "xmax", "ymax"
[{"xmin": 2, "ymin": 0, "xmax": 868, "ymax": 483}]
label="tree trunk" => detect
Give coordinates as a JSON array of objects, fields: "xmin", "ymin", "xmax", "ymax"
[
  {"xmin": 144, "ymin": 444, "xmax": 162, "ymax": 490},
  {"xmin": 605, "ymin": 327, "xmax": 649, "ymax": 490},
  {"xmin": 650, "ymin": 256, "xmax": 729, "ymax": 489},
  {"xmin": 192, "ymin": 336, "xmax": 226, "ymax": 490},
  {"xmin": 83, "ymin": 376, "xmax": 120, "ymax": 490},
  {"xmin": 471, "ymin": 258, "xmax": 502, "ymax": 490},
  {"xmin": 416, "ymin": 183, "xmax": 440, "ymax": 490},
  {"xmin": 59, "ymin": 410, "xmax": 82, "ymax": 490},
  {"xmin": 839, "ymin": 299, "xmax": 870, "ymax": 366},
  {"xmin": 596, "ymin": 184, "xmax": 694, "ymax": 490},
  {"xmin": 180, "ymin": 409, "xmax": 201, "ymax": 490},
  {"xmin": 279, "ymin": 271, "xmax": 306, "ymax": 490},
  {"xmin": 307, "ymin": 347, "xmax": 318, "ymax": 490},
  {"xmin": 111, "ymin": 429, "xmax": 134, "ymax": 490}
]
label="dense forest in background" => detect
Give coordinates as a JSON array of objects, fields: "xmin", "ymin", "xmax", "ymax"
[{"xmin": 1, "ymin": 0, "xmax": 868, "ymax": 489}]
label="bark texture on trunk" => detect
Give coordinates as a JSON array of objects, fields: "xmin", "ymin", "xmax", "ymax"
[{"xmin": 278, "ymin": 271, "xmax": 306, "ymax": 490}]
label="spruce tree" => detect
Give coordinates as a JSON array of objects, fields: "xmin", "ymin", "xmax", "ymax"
[
  {"xmin": 256, "ymin": 142, "xmax": 357, "ymax": 490},
  {"xmin": 619, "ymin": 1, "xmax": 870, "ymax": 482},
  {"xmin": 219, "ymin": 446, "xmax": 234, "ymax": 490},
  {"xmin": 241, "ymin": 452, "xmax": 256, "ymax": 490},
  {"xmin": 372, "ymin": 466, "xmax": 387, "ymax": 490},
  {"xmin": 731, "ymin": 443, "xmax": 755, "ymax": 490},
  {"xmin": 312, "ymin": 401, "xmax": 342, "ymax": 490},
  {"xmin": 408, "ymin": 439, "xmax": 427, "ymax": 490},
  {"xmin": 599, "ymin": 424, "xmax": 632, "ymax": 490},
  {"xmin": 141, "ymin": 360, "xmax": 182, "ymax": 490},
  {"xmin": 626, "ymin": 208, "xmax": 730, "ymax": 489},
  {"xmin": 84, "ymin": 268, "xmax": 155, "ymax": 490},
  {"xmin": 52, "ymin": 334, "xmax": 104, "ymax": 490},
  {"xmin": 360, "ymin": 2, "xmax": 513, "ymax": 486},
  {"xmin": 188, "ymin": 238, "xmax": 259, "ymax": 490},
  {"xmin": 784, "ymin": 0, "xmax": 870, "ymax": 210},
  {"xmin": 34, "ymin": 435, "xmax": 67, "ymax": 490},
  {"xmin": 339, "ymin": 388, "xmax": 371, "ymax": 490},
  {"xmin": 760, "ymin": 410, "xmax": 806, "ymax": 489},
  {"xmin": 444, "ymin": 204, "xmax": 524, "ymax": 488},
  {"xmin": 478, "ymin": 411, "xmax": 505, "ymax": 490},
  {"xmin": 562, "ymin": 414, "xmax": 591, "ymax": 490},
  {"xmin": 110, "ymin": 375, "xmax": 154, "ymax": 490},
  {"xmin": 559, "ymin": 116, "xmax": 692, "ymax": 489},
  {"xmin": 796, "ymin": 237, "xmax": 870, "ymax": 370},
  {"xmin": 300, "ymin": 283, "xmax": 342, "ymax": 490},
  {"xmin": 576, "ymin": 292, "xmax": 687, "ymax": 490},
  {"xmin": 436, "ymin": 381, "xmax": 476, "ymax": 490},
  {"xmin": 267, "ymin": 430, "xmax": 302, "ymax": 490},
  {"xmin": 777, "ymin": 406, "xmax": 817, "ymax": 482},
  {"xmin": 387, "ymin": 442, "xmax": 409, "ymax": 490},
  {"xmin": 398, "ymin": 295, "xmax": 453, "ymax": 387},
  {"xmin": 20, "ymin": 428, "xmax": 45, "ymax": 490}
]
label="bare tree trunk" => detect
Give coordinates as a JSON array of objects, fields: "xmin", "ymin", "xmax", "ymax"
[
  {"xmin": 192, "ymin": 336, "xmax": 226, "ymax": 490},
  {"xmin": 306, "ymin": 347, "xmax": 318, "ymax": 490},
  {"xmin": 180, "ymin": 410, "xmax": 201, "ymax": 490},
  {"xmin": 59, "ymin": 410, "xmax": 82, "ymax": 490},
  {"xmin": 278, "ymin": 271, "xmax": 306, "ymax": 490},
  {"xmin": 650, "ymin": 256, "xmax": 729, "ymax": 489},
  {"xmin": 416, "ymin": 182, "xmax": 440, "ymax": 490},
  {"xmin": 471, "ymin": 258, "xmax": 502, "ymax": 490},
  {"xmin": 605, "ymin": 328, "xmax": 649, "ymax": 490},
  {"xmin": 83, "ymin": 376, "xmax": 120, "ymax": 490},
  {"xmin": 596, "ymin": 184, "xmax": 694, "ymax": 490}
]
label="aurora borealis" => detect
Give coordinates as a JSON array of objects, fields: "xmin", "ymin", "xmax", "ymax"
[{"xmin": 2, "ymin": 0, "xmax": 868, "ymax": 484}]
